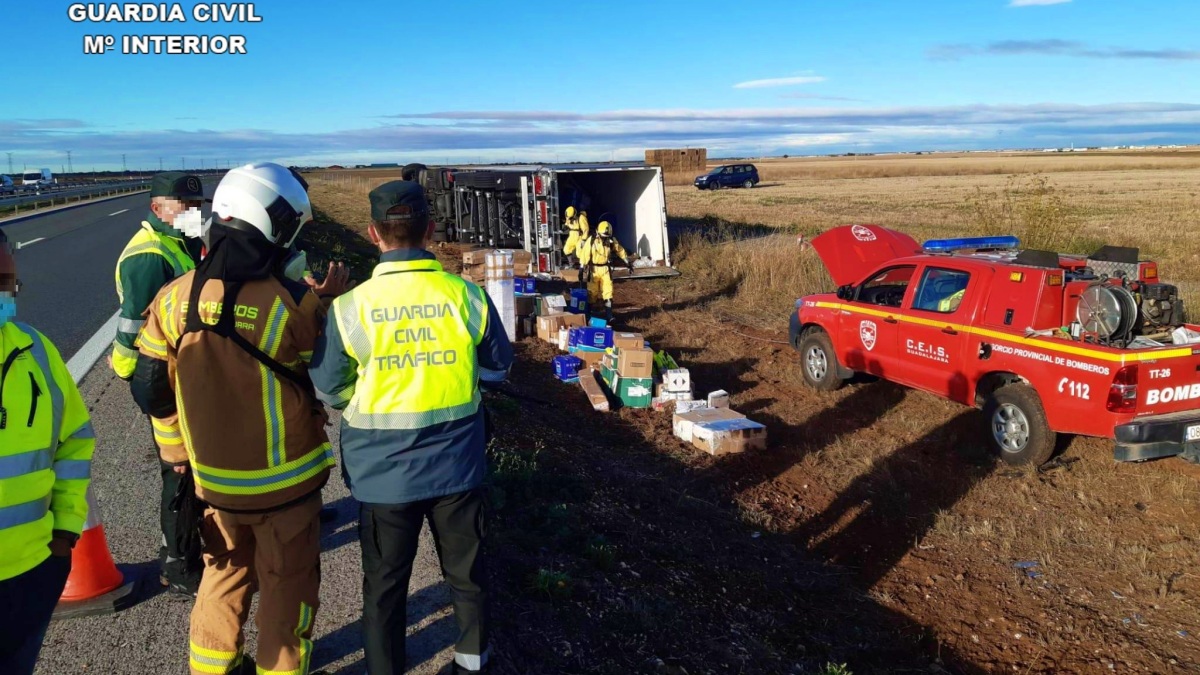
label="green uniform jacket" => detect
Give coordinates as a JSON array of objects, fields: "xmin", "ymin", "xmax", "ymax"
[{"xmin": 111, "ymin": 214, "xmax": 201, "ymax": 380}]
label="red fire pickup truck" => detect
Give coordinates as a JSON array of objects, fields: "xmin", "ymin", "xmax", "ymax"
[{"xmin": 789, "ymin": 224, "xmax": 1200, "ymax": 465}]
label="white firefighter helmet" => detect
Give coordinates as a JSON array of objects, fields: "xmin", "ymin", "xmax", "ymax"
[{"xmin": 211, "ymin": 162, "xmax": 313, "ymax": 247}]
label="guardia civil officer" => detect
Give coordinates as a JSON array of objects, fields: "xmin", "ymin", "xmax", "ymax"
[
  {"xmin": 0, "ymin": 229, "xmax": 96, "ymax": 674},
  {"xmin": 113, "ymin": 171, "xmax": 206, "ymax": 595},
  {"xmin": 311, "ymin": 180, "xmax": 513, "ymax": 674}
]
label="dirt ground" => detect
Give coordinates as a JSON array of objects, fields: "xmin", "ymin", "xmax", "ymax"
[{"xmin": 305, "ymin": 156, "xmax": 1200, "ymax": 674}]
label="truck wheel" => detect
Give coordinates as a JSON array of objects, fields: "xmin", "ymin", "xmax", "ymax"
[
  {"xmin": 743, "ymin": 179, "xmax": 754, "ymax": 189},
  {"xmin": 798, "ymin": 329, "xmax": 845, "ymax": 392},
  {"xmin": 982, "ymin": 383, "xmax": 1056, "ymax": 465}
]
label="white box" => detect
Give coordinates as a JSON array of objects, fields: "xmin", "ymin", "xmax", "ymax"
[
  {"xmin": 663, "ymin": 368, "xmax": 691, "ymax": 394},
  {"xmin": 674, "ymin": 399, "xmax": 708, "ymax": 414},
  {"xmin": 707, "ymin": 389, "xmax": 729, "ymax": 409}
]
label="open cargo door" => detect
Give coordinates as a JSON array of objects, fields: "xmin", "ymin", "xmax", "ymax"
[{"xmin": 555, "ymin": 165, "xmax": 679, "ymax": 278}]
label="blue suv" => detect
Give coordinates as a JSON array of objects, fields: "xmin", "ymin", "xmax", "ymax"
[{"xmin": 694, "ymin": 163, "xmax": 759, "ymax": 190}]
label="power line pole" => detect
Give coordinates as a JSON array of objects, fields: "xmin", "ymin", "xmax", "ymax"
[
  {"xmin": 66, "ymin": 150, "xmax": 73, "ymax": 174},
  {"xmin": 182, "ymin": 157, "xmax": 186, "ymax": 170},
  {"xmin": 5, "ymin": 153, "xmax": 12, "ymax": 174},
  {"xmin": 159, "ymin": 157, "xmax": 164, "ymax": 172},
  {"xmin": 122, "ymin": 154, "xmax": 127, "ymax": 172}
]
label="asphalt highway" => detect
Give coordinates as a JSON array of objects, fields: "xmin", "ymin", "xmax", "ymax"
[{"xmin": 3, "ymin": 194, "xmax": 456, "ymax": 674}]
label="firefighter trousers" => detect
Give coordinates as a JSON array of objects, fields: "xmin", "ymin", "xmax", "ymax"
[
  {"xmin": 587, "ymin": 265, "xmax": 614, "ymax": 306},
  {"xmin": 360, "ymin": 489, "xmax": 488, "ymax": 674},
  {"xmin": 189, "ymin": 494, "xmax": 322, "ymax": 675}
]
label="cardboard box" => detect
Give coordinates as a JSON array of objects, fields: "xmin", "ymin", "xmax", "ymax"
[
  {"xmin": 614, "ymin": 376, "xmax": 654, "ymax": 408},
  {"xmin": 613, "ymin": 332, "xmax": 644, "ymax": 352},
  {"xmin": 463, "ymin": 250, "xmax": 488, "ymax": 265},
  {"xmin": 579, "ymin": 371, "xmax": 609, "ymax": 412},
  {"xmin": 663, "ymin": 368, "xmax": 691, "ymax": 394},
  {"xmin": 618, "ymin": 348, "xmax": 654, "ymax": 379},
  {"xmin": 537, "ymin": 314, "xmax": 566, "ymax": 343},
  {"xmin": 707, "ymin": 389, "xmax": 730, "ymax": 409},
  {"xmin": 672, "ymin": 407, "xmax": 744, "ymax": 442},
  {"xmin": 553, "ymin": 355, "xmax": 583, "ymax": 382},
  {"xmin": 576, "ymin": 349, "xmax": 606, "ymax": 370},
  {"xmin": 674, "ymin": 399, "xmax": 709, "ymax": 415},
  {"xmin": 691, "ymin": 418, "xmax": 767, "ymax": 455},
  {"xmin": 537, "ymin": 295, "xmax": 567, "ymax": 316},
  {"xmin": 520, "ymin": 316, "xmax": 534, "ymax": 340},
  {"xmin": 561, "ymin": 312, "xmax": 587, "ymax": 328},
  {"xmin": 514, "ymin": 295, "xmax": 536, "ymax": 317},
  {"xmin": 560, "ymin": 268, "xmax": 580, "ymax": 283}
]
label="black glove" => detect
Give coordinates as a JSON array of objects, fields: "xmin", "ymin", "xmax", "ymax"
[{"xmin": 626, "ymin": 261, "xmax": 635, "ymax": 273}]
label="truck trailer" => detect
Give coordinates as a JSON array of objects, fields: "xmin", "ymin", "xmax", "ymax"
[{"xmin": 411, "ymin": 163, "xmax": 677, "ymax": 279}]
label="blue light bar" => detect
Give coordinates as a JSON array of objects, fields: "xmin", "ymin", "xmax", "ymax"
[{"xmin": 922, "ymin": 235, "xmax": 1020, "ymax": 253}]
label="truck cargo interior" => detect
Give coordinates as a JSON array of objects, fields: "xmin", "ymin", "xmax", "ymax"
[{"xmin": 557, "ymin": 168, "xmax": 669, "ymax": 265}]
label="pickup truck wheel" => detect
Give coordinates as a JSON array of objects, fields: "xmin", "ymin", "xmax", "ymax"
[
  {"xmin": 798, "ymin": 330, "xmax": 845, "ymax": 392},
  {"xmin": 982, "ymin": 383, "xmax": 1055, "ymax": 465},
  {"xmin": 743, "ymin": 179, "xmax": 754, "ymax": 189}
]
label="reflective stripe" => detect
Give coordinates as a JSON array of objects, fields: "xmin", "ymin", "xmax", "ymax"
[
  {"xmin": 479, "ymin": 366, "xmax": 509, "ymax": 383},
  {"xmin": 298, "ymin": 350, "xmax": 313, "ymax": 363},
  {"xmin": 112, "ymin": 341, "xmax": 139, "ymax": 359},
  {"xmin": 259, "ymin": 298, "xmax": 288, "ymax": 467},
  {"xmin": 266, "ymin": 601, "xmax": 316, "ymax": 675},
  {"xmin": 54, "ymin": 459, "xmax": 91, "ymax": 480},
  {"xmin": 315, "ymin": 381, "xmax": 355, "ymax": 408},
  {"xmin": 66, "ymin": 420, "xmax": 96, "ymax": 440},
  {"xmin": 0, "ymin": 496, "xmax": 51, "ymax": 530},
  {"xmin": 345, "ymin": 392, "xmax": 481, "ymax": 430},
  {"xmin": 189, "ymin": 641, "xmax": 240, "ymax": 674},
  {"xmin": 0, "ymin": 448, "xmax": 52, "ymax": 479},
  {"xmin": 455, "ymin": 647, "xmax": 490, "ymax": 671},
  {"xmin": 117, "ymin": 317, "xmax": 145, "ymax": 334},
  {"xmin": 465, "ymin": 283, "xmax": 487, "ymax": 344},
  {"xmin": 193, "ymin": 445, "xmax": 334, "ymax": 496}
]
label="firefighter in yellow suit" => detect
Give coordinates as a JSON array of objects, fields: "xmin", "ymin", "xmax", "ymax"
[
  {"xmin": 581, "ymin": 220, "xmax": 632, "ymax": 322},
  {"xmin": 561, "ymin": 206, "xmax": 590, "ymax": 266}
]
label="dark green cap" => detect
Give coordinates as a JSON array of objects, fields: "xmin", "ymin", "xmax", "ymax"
[
  {"xmin": 369, "ymin": 180, "xmax": 429, "ymax": 223},
  {"xmin": 150, "ymin": 171, "xmax": 205, "ymax": 201}
]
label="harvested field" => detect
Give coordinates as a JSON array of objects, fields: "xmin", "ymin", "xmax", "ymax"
[{"xmin": 308, "ymin": 151, "xmax": 1200, "ymax": 674}]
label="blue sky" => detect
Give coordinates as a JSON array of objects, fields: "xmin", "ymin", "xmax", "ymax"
[{"xmin": 3, "ymin": 0, "xmax": 1199, "ymax": 170}]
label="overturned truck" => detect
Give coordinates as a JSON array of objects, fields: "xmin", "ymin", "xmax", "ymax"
[{"xmin": 407, "ymin": 162, "xmax": 678, "ymax": 279}]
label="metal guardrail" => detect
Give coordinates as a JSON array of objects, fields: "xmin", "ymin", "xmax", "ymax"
[{"xmin": 0, "ymin": 180, "xmax": 151, "ymax": 215}]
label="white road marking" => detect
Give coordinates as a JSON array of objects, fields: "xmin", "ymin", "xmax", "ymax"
[
  {"xmin": 17, "ymin": 237, "xmax": 44, "ymax": 249},
  {"xmin": 67, "ymin": 310, "xmax": 120, "ymax": 384},
  {"xmin": 109, "ymin": 208, "xmax": 129, "ymax": 216}
]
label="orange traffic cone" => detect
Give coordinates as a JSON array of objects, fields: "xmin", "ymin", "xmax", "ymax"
[{"xmin": 53, "ymin": 485, "xmax": 136, "ymax": 620}]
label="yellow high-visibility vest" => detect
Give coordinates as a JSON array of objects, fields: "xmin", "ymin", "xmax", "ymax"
[{"xmin": 330, "ymin": 258, "xmax": 488, "ymax": 430}]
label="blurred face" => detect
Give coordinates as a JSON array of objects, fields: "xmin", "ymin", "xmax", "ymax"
[{"xmin": 151, "ymin": 196, "xmax": 204, "ymax": 226}]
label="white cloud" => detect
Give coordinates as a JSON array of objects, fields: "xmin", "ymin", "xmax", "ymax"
[
  {"xmin": 1009, "ymin": 0, "xmax": 1071, "ymax": 6},
  {"xmin": 733, "ymin": 76, "xmax": 826, "ymax": 89}
]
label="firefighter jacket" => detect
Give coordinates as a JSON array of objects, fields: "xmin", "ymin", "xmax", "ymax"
[
  {"xmin": 133, "ymin": 271, "xmax": 334, "ymax": 513},
  {"xmin": 582, "ymin": 235, "xmax": 630, "ymax": 269},
  {"xmin": 310, "ymin": 248, "xmax": 514, "ymax": 505},
  {"xmin": 111, "ymin": 214, "xmax": 201, "ymax": 379},
  {"xmin": 0, "ymin": 322, "xmax": 95, "ymax": 581}
]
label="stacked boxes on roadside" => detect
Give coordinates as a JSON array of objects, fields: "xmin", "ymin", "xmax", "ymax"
[
  {"xmin": 671, "ymin": 406, "xmax": 767, "ymax": 456},
  {"xmin": 484, "ymin": 250, "xmax": 516, "ymax": 342},
  {"xmin": 461, "ymin": 248, "xmax": 533, "ymax": 284}
]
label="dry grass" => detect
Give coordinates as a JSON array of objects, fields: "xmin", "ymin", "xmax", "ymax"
[{"xmin": 667, "ymin": 159, "xmax": 1200, "ymax": 328}]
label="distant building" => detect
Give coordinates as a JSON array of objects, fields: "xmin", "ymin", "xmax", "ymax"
[{"xmin": 369, "ymin": 162, "xmax": 399, "ymax": 168}]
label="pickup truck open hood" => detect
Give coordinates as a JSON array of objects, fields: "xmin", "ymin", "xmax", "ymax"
[{"xmin": 811, "ymin": 224, "xmax": 922, "ymax": 287}]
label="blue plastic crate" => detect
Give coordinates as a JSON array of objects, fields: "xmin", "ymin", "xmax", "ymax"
[{"xmin": 516, "ymin": 277, "xmax": 537, "ymax": 294}]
